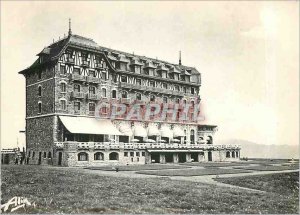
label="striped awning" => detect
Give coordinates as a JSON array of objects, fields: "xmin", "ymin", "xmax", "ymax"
[
  {"xmin": 173, "ymin": 127, "xmax": 185, "ymax": 137},
  {"xmin": 147, "ymin": 125, "xmax": 160, "ymax": 136},
  {"xmin": 133, "ymin": 125, "xmax": 147, "ymax": 137},
  {"xmin": 119, "ymin": 124, "xmax": 133, "ymax": 137},
  {"xmin": 160, "ymin": 126, "xmax": 173, "ymax": 138}
]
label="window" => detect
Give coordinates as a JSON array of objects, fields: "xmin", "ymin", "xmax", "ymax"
[
  {"xmin": 109, "ymin": 152, "xmax": 119, "ymax": 160},
  {"xmin": 61, "ymin": 83, "xmax": 66, "ymax": 92},
  {"xmin": 176, "ymin": 98, "xmax": 180, "ymax": 104},
  {"xmin": 121, "ymin": 91, "xmax": 127, "ymax": 99},
  {"xmin": 74, "ymin": 102, "xmax": 80, "ymax": 111},
  {"xmin": 174, "ymin": 74, "xmax": 179, "ymax": 80},
  {"xmin": 162, "ymin": 83, "xmax": 168, "ymax": 89},
  {"xmin": 124, "ymin": 152, "xmax": 128, "ymax": 157},
  {"xmin": 74, "ymin": 84, "xmax": 80, "ymax": 92},
  {"xmin": 136, "ymin": 152, "xmax": 140, "ymax": 157},
  {"xmin": 150, "ymin": 95, "xmax": 155, "ymax": 102},
  {"xmin": 175, "ymin": 85, "xmax": 180, "ymax": 91},
  {"xmin": 236, "ymin": 151, "xmax": 239, "ymax": 158},
  {"xmin": 163, "ymin": 97, "xmax": 168, "ymax": 103},
  {"xmin": 89, "ymin": 86, "xmax": 96, "ymax": 95},
  {"xmin": 89, "ymin": 103, "xmax": 95, "ymax": 112},
  {"xmin": 112, "ymin": 75, "xmax": 117, "ymax": 83},
  {"xmin": 232, "ymin": 151, "xmax": 236, "ymax": 158},
  {"xmin": 102, "ymin": 88, "xmax": 107, "ymax": 97},
  {"xmin": 112, "ymin": 90, "xmax": 117, "ymax": 99},
  {"xmin": 60, "ymin": 100, "xmax": 66, "ymax": 110},
  {"xmin": 60, "ymin": 65, "xmax": 66, "ymax": 74},
  {"xmin": 73, "ymin": 68, "xmax": 80, "ymax": 75},
  {"xmin": 38, "ymin": 71, "xmax": 42, "ymax": 79},
  {"xmin": 136, "ymin": 93, "xmax": 141, "ymax": 101},
  {"xmin": 78, "ymin": 152, "xmax": 88, "ymax": 161},
  {"xmin": 226, "ymin": 151, "xmax": 231, "ymax": 158},
  {"xmin": 89, "ymin": 70, "xmax": 96, "ymax": 77},
  {"xmin": 190, "ymin": 129, "xmax": 195, "ymax": 144},
  {"xmin": 48, "ymin": 152, "xmax": 52, "ymax": 158},
  {"xmin": 142, "ymin": 152, "xmax": 145, "ymax": 156},
  {"xmin": 136, "ymin": 79, "xmax": 141, "ymax": 85},
  {"xmin": 183, "ymin": 87, "xmax": 187, "ymax": 93},
  {"xmin": 121, "ymin": 76, "xmax": 127, "ymax": 83},
  {"xmin": 130, "ymin": 152, "xmax": 134, "ymax": 157},
  {"xmin": 32, "ymin": 152, "xmax": 35, "ymax": 158},
  {"xmin": 38, "ymin": 102, "xmax": 42, "ymax": 114},
  {"xmin": 149, "ymin": 81, "xmax": 155, "ymax": 87},
  {"xmin": 101, "ymin": 71, "xmax": 108, "ymax": 80},
  {"xmin": 191, "ymin": 87, "xmax": 195, "ymax": 94},
  {"xmin": 38, "ymin": 86, "xmax": 42, "ymax": 96},
  {"xmin": 94, "ymin": 152, "xmax": 104, "ymax": 160}
]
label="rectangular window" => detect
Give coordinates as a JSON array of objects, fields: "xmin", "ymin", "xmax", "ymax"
[
  {"xmin": 135, "ymin": 66, "xmax": 141, "ymax": 74},
  {"xmin": 89, "ymin": 86, "xmax": 96, "ymax": 94},
  {"xmin": 89, "ymin": 103, "xmax": 95, "ymax": 111},
  {"xmin": 74, "ymin": 102, "xmax": 80, "ymax": 111},
  {"xmin": 38, "ymin": 103, "xmax": 42, "ymax": 113},
  {"xmin": 73, "ymin": 68, "xmax": 80, "ymax": 75},
  {"xmin": 60, "ymin": 66, "xmax": 66, "ymax": 74},
  {"xmin": 142, "ymin": 152, "xmax": 145, "ymax": 156},
  {"xmin": 136, "ymin": 79, "xmax": 141, "ymax": 85},
  {"xmin": 124, "ymin": 152, "xmax": 128, "ymax": 157},
  {"xmin": 61, "ymin": 83, "xmax": 66, "ymax": 92},
  {"xmin": 38, "ymin": 71, "xmax": 42, "ymax": 79},
  {"xmin": 175, "ymin": 85, "xmax": 180, "ymax": 91},
  {"xmin": 162, "ymin": 83, "xmax": 168, "ymax": 89},
  {"xmin": 101, "ymin": 71, "xmax": 108, "ymax": 80},
  {"xmin": 130, "ymin": 152, "xmax": 134, "ymax": 157},
  {"xmin": 74, "ymin": 84, "xmax": 80, "ymax": 92},
  {"xmin": 89, "ymin": 70, "xmax": 96, "ymax": 77},
  {"xmin": 120, "ymin": 62, "xmax": 127, "ymax": 71},
  {"xmin": 136, "ymin": 152, "xmax": 140, "ymax": 157},
  {"xmin": 121, "ymin": 76, "xmax": 127, "ymax": 83},
  {"xmin": 149, "ymin": 81, "xmax": 155, "ymax": 87},
  {"xmin": 60, "ymin": 100, "xmax": 66, "ymax": 110},
  {"xmin": 191, "ymin": 87, "xmax": 195, "ymax": 94}
]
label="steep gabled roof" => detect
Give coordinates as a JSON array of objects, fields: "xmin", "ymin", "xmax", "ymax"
[{"xmin": 19, "ymin": 34, "xmax": 200, "ymax": 76}]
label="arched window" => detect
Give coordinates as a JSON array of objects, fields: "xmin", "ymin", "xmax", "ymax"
[
  {"xmin": 236, "ymin": 151, "xmax": 239, "ymax": 158},
  {"xmin": 48, "ymin": 152, "xmax": 52, "ymax": 158},
  {"xmin": 43, "ymin": 152, "xmax": 47, "ymax": 158},
  {"xmin": 232, "ymin": 151, "xmax": 236, "ymax": 158},
  {"xmin": 38, "ymin": 86, "xmax": 42, "ymax": 96},
  {"xmin": 109, "ymin": 152, "xmax": 119, "ymax": 160},
  {"xmin": 102, "ymin": 88, "xmax": 107, "ymax": 97},
  {"xmin": 136, "ymin": 93, "xmax": 141, "ymax": 101},
  {"xmin": 38, "ymin": 102, "xmax": 42, "ymax": 114},
  {"xmin": 121, "ymin": 91, "xmax": 127, "ymax": 99},
  {"xmin": 190, "ymin": 129, "xmax": 195, "ymax": 144},
  {"xmin": 61, "ymin": 83, "xmax": 66, "ymax": 92},
  {"xmin": 226, "ymin": 151, "xmax": 231, "ymax": 158},
  {"xmin": 78, "ymin": 152, "xmax": 88, "ymax": 161},
  {"xmin": 94, "ymin": 152, "xmax": 104, "ymax": 160},
  {"xmin": 112, "ymin": 90, "xmax": 117, "ymax": 99}
]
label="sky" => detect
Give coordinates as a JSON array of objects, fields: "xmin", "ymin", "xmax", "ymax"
[{"xmin": 1, "ymin": 1, "xmax": 299, "ymax": 149}]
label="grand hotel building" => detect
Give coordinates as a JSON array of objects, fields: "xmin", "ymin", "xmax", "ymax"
[{"xmin": 19, "ymin": 24, "xmax": 240, "ymax": 166}]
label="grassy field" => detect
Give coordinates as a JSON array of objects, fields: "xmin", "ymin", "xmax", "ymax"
[
  {"xmin": 137, "ymin": 168, "xmax": 253, "ymax": 176},
  {"xmin": 234, "ymin": 165, "xmax": 299, "ymax": 171},
  {"xmin": 1, "ymin": 165, "xmax": 299, "ymax": 214},
  {"xmin": 179, "ymin": 162, "xmax": 251, "ymax": 167},
  {"xmin": 215, "ymin": 172, "xmax": 299, "ymax": 195},
  {"xmin": 86, "ymin": 164, "xmax": 190, "ymax": 171}
]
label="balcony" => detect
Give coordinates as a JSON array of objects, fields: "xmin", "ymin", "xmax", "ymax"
[
  {"xmin": 120, "ymin": 82, "xmax": 147, "ymax": 91},
  {"xmin": 55, "ymin": 141, "xmax": 241, "ymax": 151},
  {"xmin": 87, "ymin": 93, "xmax": 100, "ymax": 100},
  {"xmin": 71, "ymin": 91, "xmax": 85, "ymax": 99},
  {"xmin": 65, "ymin": 58, "xmax": 75, "ymax": 65},
  {"xmin": 69, "ymin": 74, "xmax": 86, "ymax": 82},
  {"xmin": 81, "ymin": 60, "xmax": 89, "ymax": 68},
  {"xmin": 86, "ymin": 76, "xmax": 100, "ymax": 84}
]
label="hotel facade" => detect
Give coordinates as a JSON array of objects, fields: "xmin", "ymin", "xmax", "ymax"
[{"xmin": 19, "ymin": 25, "xmax": 241, "ymax": 166}]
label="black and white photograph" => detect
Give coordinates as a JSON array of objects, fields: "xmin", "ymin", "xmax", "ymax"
[{"xmin": 0, "ymin": 1, "xmax": 299, "ymax": 214}]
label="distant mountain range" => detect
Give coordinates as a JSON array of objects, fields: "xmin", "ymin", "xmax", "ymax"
[{"xmin": 218, "ymin": 139, "xmax": 299, "ymax": 159}]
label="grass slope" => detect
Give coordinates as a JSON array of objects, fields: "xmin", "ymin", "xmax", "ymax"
[{"xmin": 1, "ymin": 165, "xmax": 299, "ymax": 214}]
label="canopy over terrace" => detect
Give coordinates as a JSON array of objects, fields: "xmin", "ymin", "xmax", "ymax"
[{"xmin": 59, "ymin": 116, "xmax": 123, "ymax": 135}]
